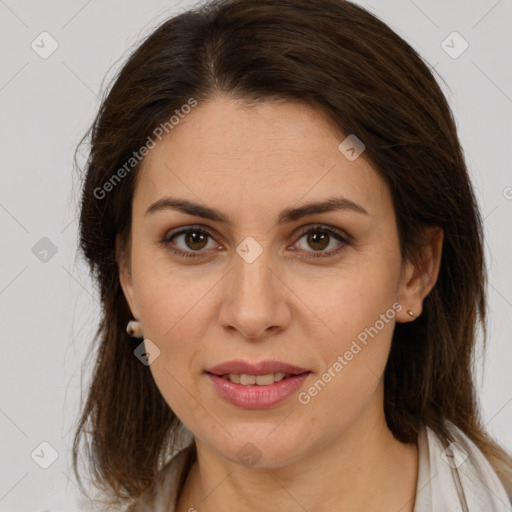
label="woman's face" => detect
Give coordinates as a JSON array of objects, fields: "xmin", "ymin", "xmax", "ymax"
[{"xmin": 119, "ymin": 96, "xmax": 422, "ymax": 467}]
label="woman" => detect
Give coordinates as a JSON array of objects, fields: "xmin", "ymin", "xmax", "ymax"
[{"xmin": 72, "ymin": 0, "xmax": 512, "ymax": 510}]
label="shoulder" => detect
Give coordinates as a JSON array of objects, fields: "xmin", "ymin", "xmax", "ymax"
[
  {"xmin": 414, "ymin": 421, "xmax": 511, "ymax": 511},
  {"xmin": 124, "ymin": 443, "xmax": 194, "ymax": 512}
]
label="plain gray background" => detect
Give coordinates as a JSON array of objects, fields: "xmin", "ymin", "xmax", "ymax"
[{"xmin": 1, "ymin": 0, "xmax": 511, "ymax": 510}]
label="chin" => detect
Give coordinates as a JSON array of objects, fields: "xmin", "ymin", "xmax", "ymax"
[{"xmin": 209, "ymin": 430, "xmax": 310, "ymax": 469}]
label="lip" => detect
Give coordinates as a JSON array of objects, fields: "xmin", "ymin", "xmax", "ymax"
[
  {"xmin": 205, "ymin": 359, "xmax": 311, "ymax": 409},
  {"xmin": 207, "ymin": 373, "xmax": 310, "ymax": 409},
  {"xmin": 206, "ymin": 359, "xmax": 310, "ymax": 376}
]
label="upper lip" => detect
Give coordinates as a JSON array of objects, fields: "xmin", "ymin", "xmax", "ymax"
[{"xmin": 206, "ymin": 360, "xmax": 310, "ymax": 376}]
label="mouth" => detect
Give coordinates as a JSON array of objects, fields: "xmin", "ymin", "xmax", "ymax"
[
  {"xmin": 212, "ymin": 372, "xmax": 306, "ymax": 385},
  {"xmin": 206, "ymin": 359, "xmax": 310, "ymax": 377},
  {"xmin": 205, "ymin": 360, "xmax": 312, "ymax": 409}
]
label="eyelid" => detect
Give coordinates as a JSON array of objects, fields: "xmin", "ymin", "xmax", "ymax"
[
  {"xmin": 161, "ymin": 224, "xmax": 223, "ymax": 246},
  {"xmin": 291, "ymin": 224, "xmax": 351, "ymax": 259},
  {"xmin": 295, "ymin": 224, "xmax": 352, "ymax": 244},
  {"xmin": 161, "ymin": 223, "xmax": 351, "ymax": 258}
]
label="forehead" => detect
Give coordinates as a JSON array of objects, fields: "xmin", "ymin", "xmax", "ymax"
[{"xmin": 134, "ymin": 96, "xmax": 391, "ymax": 220}]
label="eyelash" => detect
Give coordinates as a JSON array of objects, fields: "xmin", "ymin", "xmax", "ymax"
[{"xmin": 160, "ymin": 224, "xmax": 351, "ymax": 260}]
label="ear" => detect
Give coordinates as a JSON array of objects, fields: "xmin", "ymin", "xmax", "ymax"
[
  {"xmin": 396, "ymin": 226, "xmax": 444, "ymax": 323},
  {"xmin": 116, "ymin": 233, "xmax": 140, "ymax": 319}
]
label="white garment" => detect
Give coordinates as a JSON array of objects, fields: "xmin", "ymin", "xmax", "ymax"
[
  {"xmin": 126, "ymin": 422, "xmax": 512, "ymax": 511},
  {"xmin": 414, "ymin": 421, "xmax": 511, "ymax": 511}
]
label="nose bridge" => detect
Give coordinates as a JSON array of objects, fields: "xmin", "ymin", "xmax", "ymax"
[
  {"xmin": 220, "ymin": 239, "xmax": 287, "ymax": 338},
  {"xmin": 236, "ymin": 246, "xmax": 273, "ymax": 301}
]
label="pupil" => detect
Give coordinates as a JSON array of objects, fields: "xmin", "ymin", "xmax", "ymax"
[
  {"xmin": 186, "ymin": 231, "xmax": 207, "ymax": 250},
  {"xmin": 308, "ymin": 231, "xmax": 328, "ymax": 250}
]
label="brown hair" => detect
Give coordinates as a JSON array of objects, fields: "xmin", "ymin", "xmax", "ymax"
[{"xmin": 72, "ymin": 0, "xmax": 512, "ymax": 506}]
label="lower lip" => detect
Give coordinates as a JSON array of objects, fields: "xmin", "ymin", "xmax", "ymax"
[{"xmin": 206, "ymin": 372, "xmax": 310, "ymax": 409}]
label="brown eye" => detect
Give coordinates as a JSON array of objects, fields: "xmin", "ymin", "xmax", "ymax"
[
  {"xmin": 181, "ymin": 230, "xmax": 209, "ymax": 250},
  {"xmin": 161, "ymin": 224, "xmax": 350, "ymax": 260},
  {"xmin": 162, "ymin": 227, "xmax": 217, "ymax": 258},
  {"xmin": 294, "ymin": 225, "xmax": 350, "ymax": 258},
  {"xmin": 306, "ymin": 231, "xmax": 330, "ymax": 251}
]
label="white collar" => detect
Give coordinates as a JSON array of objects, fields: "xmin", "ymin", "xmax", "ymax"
[{"xmin": 413, "ymin": 421, "xmax": 511, "ymax": 511}]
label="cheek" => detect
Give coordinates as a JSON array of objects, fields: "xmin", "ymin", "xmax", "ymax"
[
  {"xmin": 135, "ymin": 273, "xmax": 208, "ymax": 423},
  {"xmin": 131, "ymin": 240, "xmax": 211, "ymax": 338},
  {"xmin": 129, "ymin": 248, "xmax": 204, "ymax": 391},
  {"xmin": 290, "ymin": 255, "xmax": 400, "ymax": 342},
  {"xmin": 293, "ymin": 308, "xmax": 396, "ymax": 451},
  {"xmin": 288, "ymin": 257, "xmax": 399, "ymax": 411}
]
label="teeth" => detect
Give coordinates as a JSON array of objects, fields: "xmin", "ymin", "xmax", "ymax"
[
  {"xmin": 240, "ymin": 374, "xmax": 256, "ymax": 385},
  {"xmin": 256, "ymin": 374, "xmax": 276, "ymax": 385},
  {"xmin": 223, "ymin": 372, "xmax": 289, "ymax": 385}
]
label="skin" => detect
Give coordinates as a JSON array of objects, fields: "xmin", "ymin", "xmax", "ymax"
[{"xmin": 118, "ymin": 95, "xmax": 444, "ymax": 512}]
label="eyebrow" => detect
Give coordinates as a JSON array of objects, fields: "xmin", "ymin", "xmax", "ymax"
[{"xmin": 145, "ymin": 196, "xmax": 369, "ymax": 225}]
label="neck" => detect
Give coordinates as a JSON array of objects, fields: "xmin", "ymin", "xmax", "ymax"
[{"xmin": 176, "ymin": 391, "xmax": 419, "ymax": 512}]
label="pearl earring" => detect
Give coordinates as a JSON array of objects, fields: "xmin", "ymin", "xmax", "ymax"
[
  {"xmin": 407, "ymin": 310, "xmax": 415, "ymax": 318},
  {"xmin": 126, "ymin": 320, "xmax": 143, "ymax": 339}
]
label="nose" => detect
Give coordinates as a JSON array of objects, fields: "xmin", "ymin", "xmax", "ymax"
[{"xmin": 218, "ymin": 245, "xmax": 291, "ymax": 341}]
